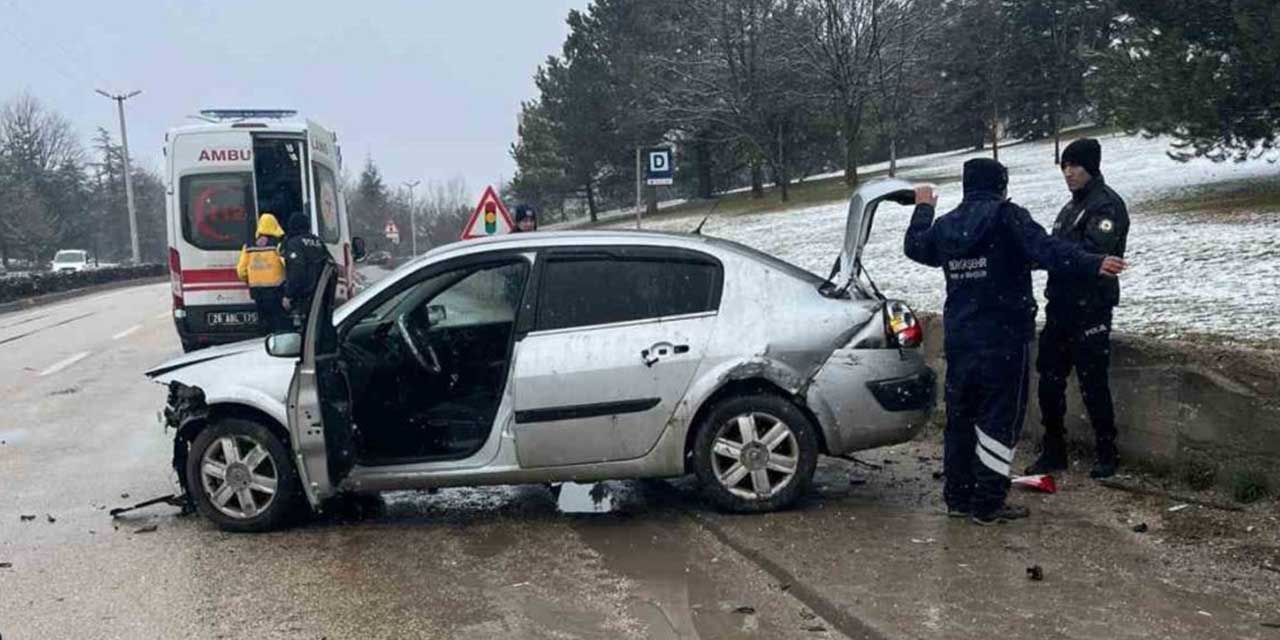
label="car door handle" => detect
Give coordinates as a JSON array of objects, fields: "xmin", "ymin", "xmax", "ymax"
[{"xmin": 641, "ymin": 343, "xmax": 690, "ymax": 367}]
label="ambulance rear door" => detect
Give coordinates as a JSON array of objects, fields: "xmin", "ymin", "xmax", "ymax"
[
  {"xmin": 168, "ymin": 128, "xmax": 259, "ymax": 344},
  {"xmin": 306, "ymin": 121, "xmax": 351, "ymax": 300}
]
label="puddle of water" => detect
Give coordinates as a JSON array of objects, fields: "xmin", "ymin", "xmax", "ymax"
[
  {"xmin": 0, "ymin": 429, "xmax": 28, "ymax": 444},
  {"xmin": 555, "ymin": 482, "xmax": 616, "ymax": 514}
]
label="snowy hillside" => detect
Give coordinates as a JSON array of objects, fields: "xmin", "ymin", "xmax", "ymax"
[{"xmin": 610, "ymin": 132, "xmax": 1280, "ymax": 346}]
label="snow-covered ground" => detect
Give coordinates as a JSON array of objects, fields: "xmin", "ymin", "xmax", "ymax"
[{"xmin": 609, "ymin": 132, "xmax": 1280, "ymax": 346}]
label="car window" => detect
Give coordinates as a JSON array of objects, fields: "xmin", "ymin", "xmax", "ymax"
[
  {"xmin": 355, "ymin": 260, "xmax": 528, "ymax": 330},
  {"xmin": 312, "ymin": 162, "xmax": 340, "ymax": 244},
  {"xmin": 536, "ymin": 255, "xmax": 720, "ymax": 331},
  {"xmin": 428, "ymin": 263, "xmax": 528, "ymax": 329},
  {"xmin": 180, "ymin": 173, "xmax": 255, "ymax": 251},
  {"xmin": 54, "ymin": 251, "xmax": 85, "ymax": 263}
]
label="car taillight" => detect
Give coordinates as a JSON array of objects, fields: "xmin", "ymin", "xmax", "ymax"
[
  {"xmin": 885, "ymin": 300, "xmax": 922, "ymax": 348},
  {"xmin": 168, "ymin": 247, "xmax": 184, "ymax": 312}
]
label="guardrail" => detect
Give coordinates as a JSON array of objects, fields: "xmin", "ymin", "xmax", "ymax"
[{"xmin": 0, "ymin": 264, "xmax": 167, "ymax": 304}]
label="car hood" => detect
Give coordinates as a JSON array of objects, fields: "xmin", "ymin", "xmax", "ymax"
[
  {"xmin": 144, "ymin": 339, "xmax": 267, "ymax": 380},
  {"xmin": 836, "ymin": 178, "xmax": 918, "ymax": 288}
]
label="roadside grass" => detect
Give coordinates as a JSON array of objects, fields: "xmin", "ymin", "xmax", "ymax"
[
  {"xmin": 1142, "ymin": 176, "xmax": 1280, "ymax": 217},
  {"xmin": 633, "ymin": 169, "xmax": 966, "ymax": 229},
  {"xmin": 596, "ymin": 127, "xmax": 1122, "ymax": 229}
]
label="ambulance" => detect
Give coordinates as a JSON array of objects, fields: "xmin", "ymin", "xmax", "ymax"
[{"xmin": 164, "ymin": 110, "xmax": 363, "ymax": 351}]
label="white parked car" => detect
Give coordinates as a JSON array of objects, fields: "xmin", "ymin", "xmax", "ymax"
[
  {"xmin": 146, "ymin": 180, "xmax": 937, "ymax": 532},
  {"xmin": 51, "ymin": 250, "xmax": 92, "ymax": 273}
]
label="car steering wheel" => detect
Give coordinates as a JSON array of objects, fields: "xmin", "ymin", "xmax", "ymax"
[{"xmin": 395, "ymin": 315, "xmax": 442, "ymax": 374}]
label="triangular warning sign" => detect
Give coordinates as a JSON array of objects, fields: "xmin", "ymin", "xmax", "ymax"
[{"xmin": 461, "ymin": 186, "xmax": 515, "ymax": 240}]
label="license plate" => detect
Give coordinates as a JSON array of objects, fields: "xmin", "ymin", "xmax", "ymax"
[{"xmin": 207, "ymin": 311, "xmax": 258, "ymax": 327}]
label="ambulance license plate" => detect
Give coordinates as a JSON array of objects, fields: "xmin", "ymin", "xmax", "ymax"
[{"xmin": 207, "ymin": 311, "xmax": 257, "ymax": 327}]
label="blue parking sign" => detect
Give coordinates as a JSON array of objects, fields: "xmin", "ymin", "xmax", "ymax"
[{"xmin": 645, "ymin": 147, "xmax": 674, "ymax": 186}]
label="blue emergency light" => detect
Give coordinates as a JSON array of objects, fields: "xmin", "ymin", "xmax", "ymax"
[{"xmin": 199, "ymin": 109, "xmax": 298, "ymax": 121}]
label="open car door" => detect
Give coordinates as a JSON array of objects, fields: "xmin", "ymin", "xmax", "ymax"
[
  {"xmin": 287, "ymin": 265, "xmax": 354, "ymax": 503},
  {"xmin": 835, "ymin": 178, "xmax": 918, "ymax": 296}
]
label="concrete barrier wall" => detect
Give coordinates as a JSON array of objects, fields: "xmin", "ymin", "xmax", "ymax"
[{"xmin": 917, "ymin": 314, "xmax": 1280, "ymax": 488}]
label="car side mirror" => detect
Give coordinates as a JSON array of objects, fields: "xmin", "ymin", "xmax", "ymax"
[
  {"xmin": 427, "ymin": 304, "xmax": 447, "ymax": 326},
  {"xmin": 352, "ymin": 237, "xmax": 367, "ymax": 263},
  {"xmin": 265, "ymin": 332, "xmax": 303, "ymax": 358}
]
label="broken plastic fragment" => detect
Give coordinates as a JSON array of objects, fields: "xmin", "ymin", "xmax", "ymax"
[{"xmin": 1012, "ymin": 474, "xmax": 1057, "ymax": 494}]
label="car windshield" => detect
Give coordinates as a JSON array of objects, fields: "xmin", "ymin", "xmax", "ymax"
[{"xmin": 53, "ymin": 251, "xmax": 85, "ymax": 263}]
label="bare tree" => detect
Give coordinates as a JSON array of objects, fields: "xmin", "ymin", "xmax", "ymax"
[
  {"xmin": 799, "ymin": 0, "xmax": 886, "ymax": 186},
  {"xmin": 870, "ymin": 0, "xmax": 927, "ymax": 176},
  {"xmin": 0, "ymin": 94, "xmax": 85, "ymax": 263},
  {"xmin": 0, "ymin": 93, "xmax": 82, "ymax": 175},
  {"xmin": 651, "ymin": 0, "xmax": 813, "ymax": 201}
]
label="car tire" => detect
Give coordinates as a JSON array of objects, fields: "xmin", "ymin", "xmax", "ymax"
[
  {"xmin": 692, "ymin": 393, "xmax": 819, "ymax": 513},
  {"xmin": 186, "ymin": 418, "xmax": 307, "ymax": 532}
]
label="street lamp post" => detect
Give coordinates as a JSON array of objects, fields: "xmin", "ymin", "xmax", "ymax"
[
  {"xmin": 403, "ymin": 180, "xmax": 420, "ymax": 257},
  {"xmin": 96, "ymin": 89, "xmax": 142, "ymax": 264}
]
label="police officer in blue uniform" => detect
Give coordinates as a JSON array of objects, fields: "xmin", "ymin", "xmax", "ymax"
[
  {"xmin": 1026, "ymin": 139, "xmax": 1131, "ymax": 479},
  {"xmin": 905, "ymin": 159, "xmax": 1126, "ymax": 525}
]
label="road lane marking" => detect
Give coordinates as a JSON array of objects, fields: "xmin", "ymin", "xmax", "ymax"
[
  {"xmin": 112, "ymin": 325, "xmax": 142, "ymax": 340},
  {"xmin": 0, "ymin": 312, "xmax": 97, "ymax": 348},
  {"xmin": 39, "ymin": 351, "xmax": 91, "ymax": 376}
]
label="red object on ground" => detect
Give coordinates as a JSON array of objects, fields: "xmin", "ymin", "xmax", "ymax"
[{"xmin": 1012, "ymin": 474, "xmax": 1058, "ymax": 494}]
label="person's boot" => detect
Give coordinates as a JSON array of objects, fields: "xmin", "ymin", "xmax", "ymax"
[
  {"xmin": 1024, "ymin": 437, "xmax": 1068, "ymax": 475},
  {"xmin": 1090, "ymin": 442, "xmax": 1119, "ymax": 479},
  {"xmin": 971, "ymin": 504, "xmax": 1030, "ymax": 526}
]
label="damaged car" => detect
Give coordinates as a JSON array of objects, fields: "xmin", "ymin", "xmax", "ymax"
[{"xmin": 145, "ymin": 179, "xmax": 936, "ymax": 532}]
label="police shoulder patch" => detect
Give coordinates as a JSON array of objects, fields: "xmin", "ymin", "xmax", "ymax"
[{"xmin": 1098, "ymin": 218, "xmax": 1114, "ymax": 233}]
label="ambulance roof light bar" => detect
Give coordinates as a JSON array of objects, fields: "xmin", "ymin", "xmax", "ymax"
[{"xmin": 198, "ymin": 109, "xmax": 298, "ymax": 121}]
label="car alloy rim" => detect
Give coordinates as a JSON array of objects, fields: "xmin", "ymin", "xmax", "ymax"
[
  {"xmin": 710, "ymin": 411, "xmax": 799, "ymax": 500},
  {"xmin": 200, "ymin": 435, "xmax": 279, "ymax": 520}
]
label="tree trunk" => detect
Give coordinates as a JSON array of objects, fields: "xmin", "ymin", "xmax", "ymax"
[
  {"xmin": 0, "ymin": 237, "xmax": 7, "ymax": 269},
  {"xmin": 1052, "ymin": 109, "xmax": 1061, "ymax": 165},
  {"xmin": 585, "ymin": 182, "xmax": 598, "ymax": 222},
  {"xmin": 888, "ymin": 138, "xmax": 898, "ymax": 177},
  {"xmin": 646, "ymin": 184, "xmax": 658, "ymax": 215},
  {"xmin": 695, "ymin": 139, "xmax": 713, "ymax": 200},
  {"xmin": 843, "ymin": 106, "xmax": 864, "ymax": 187},
  {"xmin": 777, "ymin": 125, "xmax": 790, "ymax": 203},
  {"xmin": 750, "ymin": 162, "xmax": 764, "ymax": 199},
  {"xmin": 990, "ymin": 103, "xmax": 1000, "ymax": 162}
]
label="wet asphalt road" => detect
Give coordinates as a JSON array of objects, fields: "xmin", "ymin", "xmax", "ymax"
[{"xmin": 2, "ymin": 282, "xmax": 1277, "ymax": 639}]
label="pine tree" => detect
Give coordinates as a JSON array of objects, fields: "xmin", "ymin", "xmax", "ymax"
[{"xmin": 1094, "ymin": 0, "xmax": 1280, "ymax": 161}]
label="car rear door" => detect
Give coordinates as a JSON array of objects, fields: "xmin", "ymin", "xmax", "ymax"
[
  {"xmin": 511, "ymin": 246, "xmax": 723, "ymax": 468},
  {"xmin": 287, "ymin": 265, "xmax": 354, "ymax": 501}
]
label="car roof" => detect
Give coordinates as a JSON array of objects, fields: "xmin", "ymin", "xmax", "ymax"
[
  {"xmin": 168, "ymin": 121, "xmax": 309, "ymax": 136},
  {"xmin": 340, "ymin": 230, "xmax": 821, "ymax": 323},
  {"xmin": 421, "ymin": 230, "xmax": 722, "ymax": 257}
]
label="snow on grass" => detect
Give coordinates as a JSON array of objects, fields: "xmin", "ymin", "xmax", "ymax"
[{"xmin": 609, "ymin": 132, "xmax": 1280, "ymax": 345}]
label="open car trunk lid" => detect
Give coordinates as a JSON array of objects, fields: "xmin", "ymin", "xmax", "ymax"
[{"xmin": 835, "ymin": 178, "xmax": 918, "ymax": 294}]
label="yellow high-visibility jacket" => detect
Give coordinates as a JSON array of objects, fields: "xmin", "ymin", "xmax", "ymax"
[
  {"xmin": 237, "ymin": 245, "xmax": 286, "ymax": 288},
  {"xmin": 236, "ymin": 213, "xmax": 286, "ymax": 288}
]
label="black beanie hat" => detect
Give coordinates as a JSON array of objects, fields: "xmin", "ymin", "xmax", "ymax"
[
  {"xmin": 287, "ymin": 211, "xmax": 311, "ymax": 234},
  {"xmin": 962, "ymin": 158, "xmax": 1008, "ymax": 196},
  {"xmin": 1061, "ymin": 138, "xmax": 1101, "ymax": 177}
]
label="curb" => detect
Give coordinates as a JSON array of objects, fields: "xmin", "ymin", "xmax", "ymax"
[{"xmin": 0, "ymin": 276, "xmax": 169, "ymax": 316}]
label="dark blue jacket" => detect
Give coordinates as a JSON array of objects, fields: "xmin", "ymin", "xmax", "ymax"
[{"xmin": 904, "ymin": 192, "xmax": 1104, "ymax": 353}]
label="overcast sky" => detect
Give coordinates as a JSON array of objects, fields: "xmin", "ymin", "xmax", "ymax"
[{"xmin": 0, "ymin": 0, "xmax": 586, "ymax": 200}]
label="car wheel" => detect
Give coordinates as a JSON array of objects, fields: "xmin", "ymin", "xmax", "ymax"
[
  {"xmin": 186, "ymin": 418, "xmax": 306, "ymax": 532},
  {"xmin": 692, "ymin": 393, "xmax": 819, "ymax": 513}
]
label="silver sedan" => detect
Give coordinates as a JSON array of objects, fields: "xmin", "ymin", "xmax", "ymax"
[{"xmin": 146, "ymin": 179, "xmax": 935, "ymax": 531}]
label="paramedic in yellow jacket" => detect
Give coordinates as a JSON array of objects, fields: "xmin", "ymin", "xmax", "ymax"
[{"xmin": 236, "ymin": 213, "xmax": 289, "ymax": 333}]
